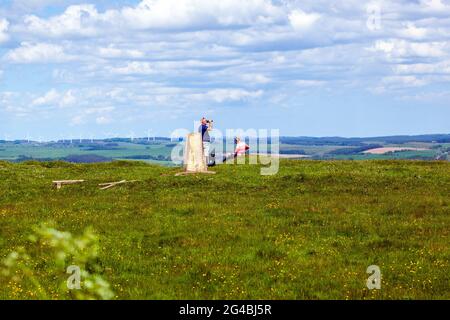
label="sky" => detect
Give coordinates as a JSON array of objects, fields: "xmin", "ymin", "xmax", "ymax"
[{"xmin": 0, "ymin": 0, "xmax": 450, "ymax": 140}]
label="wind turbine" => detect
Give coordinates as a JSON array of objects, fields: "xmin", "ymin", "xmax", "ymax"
[{"xmin": 147, "ymin": 129, "xmax": 156, "ymax": 142}]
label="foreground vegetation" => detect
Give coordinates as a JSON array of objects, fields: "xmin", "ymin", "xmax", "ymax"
[{"xmin": 0, "ymin": 159, "xmax": 449, "ymax": 299}]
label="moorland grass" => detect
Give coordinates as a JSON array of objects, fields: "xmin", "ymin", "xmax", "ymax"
[{"xmin": 0, "ymin": 159, "xmax": 449, "ymax": 299}]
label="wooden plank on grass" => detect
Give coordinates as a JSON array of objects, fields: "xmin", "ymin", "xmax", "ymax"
[{"xmin": 53, "ymin": 180, "xmax": 85, "ymax": 189}]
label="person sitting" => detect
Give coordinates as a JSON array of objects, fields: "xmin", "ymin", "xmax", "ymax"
[
  {"xmin": 222, "ymin": 137, "xmax": 249, "ymax": 163},
  {"xmin": 234, "ymin": 137, "xmax": 250, "ymax": 156}
]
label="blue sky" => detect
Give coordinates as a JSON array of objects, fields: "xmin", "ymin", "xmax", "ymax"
[{"xmin": 0, "ymin": 0, "xmax": 449, "ymax": 140}]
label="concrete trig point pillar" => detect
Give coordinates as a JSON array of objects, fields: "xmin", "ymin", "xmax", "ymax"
[{"xmin": 175, "ymin": 132, "xmax": 215, "ymax": 176}]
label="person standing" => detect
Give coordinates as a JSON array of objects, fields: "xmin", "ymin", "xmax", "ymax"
[{"xmin": 199, "ymin": 117, "xmax": 213, "ymax": 165}]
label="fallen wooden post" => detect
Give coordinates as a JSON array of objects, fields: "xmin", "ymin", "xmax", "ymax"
[
  {"xmin": 175, "ymin": 171, "xmax": 216, "ymax": 176},
  {"xmin": 98, "ymin": 180, "xmax": 137, "ymax": 190},
  {"xmin": 53, "ymin": 180, "xmax": 85, "ymax": 189}
]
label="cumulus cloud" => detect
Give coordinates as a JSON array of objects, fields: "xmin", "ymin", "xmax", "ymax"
[
  {"xmin": 68, "ymin": 103, "xmax": 116, "ymax": 126},
  {"xmin": 19, "ymin": 0, "xmax": 283, "ymax": 38},
  {"xmin": 370, "ymin": 39, "xmax": 448, "ymax": 59},
  {"xmin": 119, "ymin": 0, "xmax": 283, "ymax": 30},
  {"xmin": 70, "ymin": 114, "xmax": 84, "ymax": 126},
  {"xmin": 397, "ymin": 23, "xmax": 428, "ymax": 40},
  {"xmin": 421, "ymin": 0, "xmax": 450, "ymax": 12},
  {"xmin": 4, "ymin": 42, "xmax": 73, "ymax": 63},
  {"xmin": 108, "ymin": 61, "xmax": 154, "ymax": 75},
  {"xmin": 32, "ymin": 89, "xmax": 76, "ymax": 107},
  {"xmin": 2, "ymin": 0, "xmax": 450, "ymax": 134},
  {"xmin": 191, "ymin": 88, "xmax": 263, "ymax": 103},
  {"xmin": 22, "ymin": 4, "xmax": 103, "ymax": 37},
  {"xmin": 295, "ymin": 80, "xmax": 327, "ymax": 87},
  {"xmin": 11, "ymin": 0, "xmax": 82, "ymax": 11},
  {"xmin": 382, "ymin": 75, "xmax": 428, "ymax": 88},
  {"xmin": 394, "ymin": 60, "xmax": 450, "ymax": 74},
  {"xmin": 95, "ymin": 116, "xmax": 112, "ymax": 125},
  {"xmin": 241, "ymin": 73, "xmax": 271, "ymax": 84},
  {"xmin": 97, "ymin": 46, "xmax": 145, "ymax": 59},
  {"xmin": 288, "ymin": 9, "xmax": 320, "ymax": 31},
  {"xmin": 0, "ymin": 18, "xmax": 9, "ymax": 43}
]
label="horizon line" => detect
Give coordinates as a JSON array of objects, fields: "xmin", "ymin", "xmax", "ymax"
[{"xmin": 1, "ymin": 133, "xmax": 449, "ymax": 143}]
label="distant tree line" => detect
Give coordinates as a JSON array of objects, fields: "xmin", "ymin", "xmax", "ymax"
[
  {"xmin": 122, "ymin": 155, "xmax": 171, "ymax": 161},
  {"xmin": 16, "ymin": 154, "xmax": 112, "ymax": 163},
  {"xmin": 279, "ymin": 150, "xmax": 307, "ymax": 155}
]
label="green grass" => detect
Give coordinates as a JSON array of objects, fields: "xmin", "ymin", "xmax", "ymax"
[{"xmin": 0, "ymin": 159, "xmax": 449, "ymax": 299}]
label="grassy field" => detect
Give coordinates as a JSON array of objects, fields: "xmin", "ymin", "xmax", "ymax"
[
  {"xmin": 0, "ymin": 141, "xmax": 174, "ymax": 162},
  {"xmin": 0, "ymin": 159, "xmax": 449, "ymax": 299}
]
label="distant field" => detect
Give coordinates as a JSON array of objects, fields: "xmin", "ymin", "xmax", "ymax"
[
  {"xmin": 363, "ymin": 147, "xmax": 429, "ymax": 155},
  {"xmin": 0, "ymin": 141, "xmax": 174, "ymax": 164},
  {"xmin": 0, "ymin": 159, "xmax": 448, "ymax": 299},
  {"xmin": 331, "ymin": 150, "xmax": 439, "ymax": 161},
  {"xmin": 0, "ymin": 134, "xmax": 448, "ymax": 163}
]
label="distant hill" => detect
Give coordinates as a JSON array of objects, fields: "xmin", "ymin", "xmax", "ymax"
[
  {"xmin": 280, "ymin": 134, "xmax": 450, "ymax": 146},
  {"xmin": 1, "ymin": 133, "xmax": 449, "ymax": 163},
  {"xmin": 63, "ymin": 154, "xmax": 112, "ymax": 163},
  {"xmin": 1, "ymin": 133, "xmax": 449, "ymax": 146}
]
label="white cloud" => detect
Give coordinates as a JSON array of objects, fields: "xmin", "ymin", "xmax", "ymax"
[
  {"xmin": 109, "ymin": 61, "xmax": 154, "ymax": 75},
  {"xmin": 22, "ymin": 4, "xmax": 102, "ymax": 37},
  {"xmin": 193, "ymin": 88, "xmax": 263, "ymax": 103},
  {"xmin": 370, "ymin": 39, "xmax": 447, "ymax": 59},
  {"xmin": 288, "ymin": 9, "xmax": 320, "ymax": 31},
  {"xmin": 85, "ymin": 106, "xmax": 115, "ymax": 115},
  {"xmin": 95, "ymin": 116, "xmax": 112, "ymax": 125},
  {"xmin": 0, "ymin": 18, "xmax": 9, "ymax": 43},
  {"xmin": 382, "ymin": 75, "xmax": 428, "ymax": 88},
  {"xmin": 120, "ymin": 0, "xmax": 283, "ymax": 30},
  {"xmin": 4, "ymin": 42, "xmax": 73, "ymax": 63},
  {"xmin": 421, "ymin": 0, "xmax": 450, "ymax": 12},
  {"xmin": 11, "ymin": 0, "xmax": 79, "ymax": 11},
  {"xmin": 70, "ymin": 114, "xmax": 84, "ymax": 126},
  {"xmin": 98, "ymin": 46, "xmax": 145, "ymax": 59},
  {"xmin": 32, "ymin": 89, "xmax": 60, "ymax": 106},
  {"xmin": 241, "ymin": 73, "xmax": 271, "ymax": 84},
  {"xmin": 32, "ymin": 89, "xmax": 76, "ymax": 107},
  {"xmin": 0, "ymin": 92, "xmax": 14, "ymax": 105},
  {"xmin": 398, "ymin": 23, "xmax": 428, "ymax": 40},
  {"xmin": 69, "ymin": 105, "xmax": 115, "ymax": 126},
  {"xmin": 295, "ymin": 80, "xmax": 327, "ymax": 87},
  {"xmin": 60, "ymin": 90, "xmax": 76, "ymax": 106},
  {"xmin": 19, "ymin": 0, "xmax": 283, "ymax": 38},
  {"xmin": 394, "ymin": 60, "xmax": 450, "ymax": 74}
]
